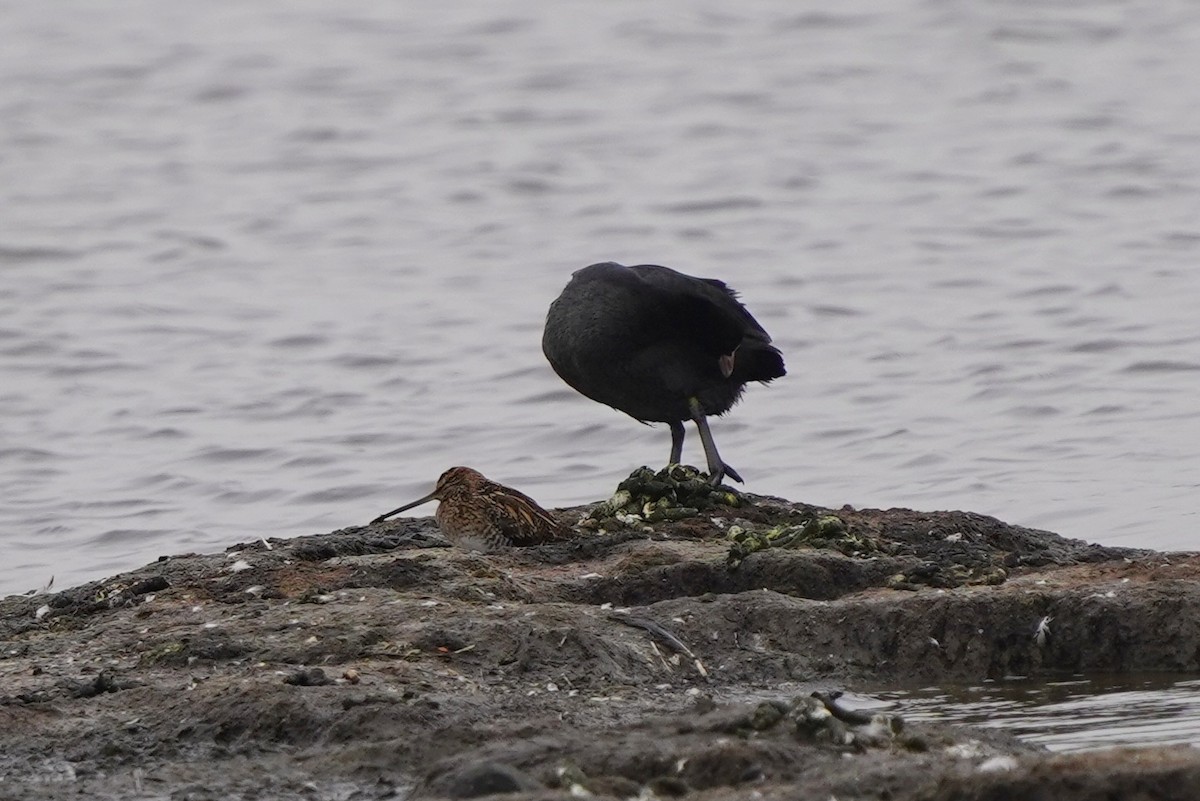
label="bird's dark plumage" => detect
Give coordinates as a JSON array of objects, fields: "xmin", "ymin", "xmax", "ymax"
[{"xmin": 542, "ymin": 262, "xmax": 785, "ymax": 484}]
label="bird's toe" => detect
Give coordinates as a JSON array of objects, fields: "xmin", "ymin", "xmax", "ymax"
[{"xmin": 715, "ymin": 462, "xmax": 744, "ymax": 485}]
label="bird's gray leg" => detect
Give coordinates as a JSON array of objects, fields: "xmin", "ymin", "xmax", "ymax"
[
  {"xmin": 688, "ymin": 398, "xmax": 743, "ymax": 485},
  {"xmin": 669, "ymin": 420, "xmax": 686, "ymax": 466}
]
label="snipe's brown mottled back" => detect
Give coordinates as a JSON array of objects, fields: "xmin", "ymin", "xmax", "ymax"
[{"xmin": 370, "ymin": 466, "xmax": 570, "ymax": 551}]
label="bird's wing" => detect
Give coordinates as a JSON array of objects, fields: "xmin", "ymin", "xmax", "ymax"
[
  {"xmin": 482, "ymin": 482, "xmax": 568, "ymax": 546},
  {"xmin": 628, "ymin": 264, "xmax": 785, "ymax": 383},
  {"xmin": 628, "ymin": 264, "xmax": 768, "ymax": 351}
]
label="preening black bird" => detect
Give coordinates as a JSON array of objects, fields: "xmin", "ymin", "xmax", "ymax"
[{"xmin": 542, "ymin": 262, "xmax": 785, "ymax": 485}]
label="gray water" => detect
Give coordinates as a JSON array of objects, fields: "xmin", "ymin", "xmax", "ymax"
[
  {"xmin": 867, "ymin": 674, "xmax": 1200, "ymax": 752},
  {"xmin": 3, "ymin": 0, "xmax": 1200, "ymax": 597}
]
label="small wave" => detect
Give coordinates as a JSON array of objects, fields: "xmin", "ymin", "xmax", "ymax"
[
  {"xmin": 519, "ymin": 388, "xmax": 580, "ymax": 404},
  {"xmin": 191, "ymin": 447, "xmax": 281, "ymax": 463},
  {"xmin": 1005, "ymin": 405, "xmax": 1062, "ymax": 418},
  {"xmin": 1085, "ymin": 405, "xmax": 1127, "ymax": 415},
  {"xmin": 282, "ymin": 455, "xmax": 338, "ymax": 468},
  {"xmin": 0, "ymin": 245, "xmax": 80, "ymax": 263},
  {"xmin": 991, "ymin": 338, "xmax": 1050, "ymax": 350},
  {"xmin": 333, "ymin": 353, "xmax": 402, "ymax": 369},
  {"xmin": 1, "ymin": 341, "xmax": 60, "ymax": 358},
  {"xmin": 657, "ymin": 197, "xmax": 764, "ymax": 214},
  {"xmin": 0, "ymin": 447, "xmax": 58, "ymax": 462},
  {"xmin": 214, "ymin": 488, "xmax": 286, "ymax": 504},
  {"xmin": 144, "ymin": 428, "xmax": 187, "ymax": 439},
  {"xmin": 76, "ymin": 497, "xmax": 162, "ymax": 511},
  {"xmin": 49, "ymin": 361, "xmax": 139, "ymax": 376},
  {"xmin": 809, "ymin": 304, "xmax": 861, "ymax": 317},
  {"xmin": 269, "ymin": 334, "xmax": 330, "ymax": 349},
  {"xmin": 126, "ymin": 472, "xmax": 189, "ymax": 488},
  {"xmin": 1107, "ymin": 185, "xmax": 1156, "ymax": 199},
  {"xmin": 966, "ymin": 225, "xmax": 1062, "ymax": 240},
  {"xmin": 901, "ymin": 452, "xmax": 946, "ymax": 468},
  {"xmin": 1012, "ymin": 284, "xmax": 1075, "ymax": 298},
  {"xmin": 293, "ymin": 484, "xmax": 381, "ymax": 504},
  {"xmin": 991, "ymin": 22, "xmax": 1119, "ymax": 44},
  {"xmin": 90, "ymin": 528, "xmax": 173, "ymax": 546},
  {"xmin": 329, "ymin": 433, "xmax": 384, "ymax": 446},
  {"xmin": 778, "ymin": 12, "xmax": 876, "ymax": 30},
  {"xmin": 194, "ymin": 83, "xmax": 248, "ymax": 103},
  {"xmin": 1121, "ymin": 360, "xmax": 1200, "ymax": 373},
  {"xmin": 812, "ymin": 427, "xmax": 871, "ymax": 440},
  {"xmin": 1071, "ymin": 339, "xmax": 1125, "ymax": 353}
]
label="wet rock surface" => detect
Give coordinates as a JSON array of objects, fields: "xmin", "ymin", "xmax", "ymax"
[{"xmin": 3, "ymin": 473, "xmax": 1199, "ymax": 800}]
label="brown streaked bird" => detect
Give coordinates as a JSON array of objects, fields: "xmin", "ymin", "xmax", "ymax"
[{"xmin": 370, "ymin": 466, "xmax": 570, "ymax": 551}]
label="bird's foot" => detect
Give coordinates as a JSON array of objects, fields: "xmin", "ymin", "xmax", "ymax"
[{"xmin": 709, "ymin": 462, "xmax": 743, "ymax": 485}]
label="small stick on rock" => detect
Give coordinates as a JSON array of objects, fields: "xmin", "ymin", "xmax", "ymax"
[{"xmin": 610, "ymin": 614, "xmax": 709, "ymax": 679}]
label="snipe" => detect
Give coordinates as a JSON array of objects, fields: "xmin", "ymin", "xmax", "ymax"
[{"xmin": 370, "ymin": 466, "xmax": 569, "ymax": 551}]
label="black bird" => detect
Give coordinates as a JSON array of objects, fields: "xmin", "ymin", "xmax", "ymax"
[{"xmin": 542, "ymin": 262, "xmax": 785, "ymax": 485}]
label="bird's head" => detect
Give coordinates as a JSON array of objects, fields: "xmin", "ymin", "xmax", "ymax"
[{"xmin": 434, "ymin": 466, "xmax": 486, "ymax": 497}]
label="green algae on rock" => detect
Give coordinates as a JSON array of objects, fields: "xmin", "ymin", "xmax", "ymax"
[
  {"xmin": 725, "ymin": 510, "xmax": 1014, "ymax": 588},
  {"xmin": 727, "ymin": 514, "xmax": 874, "ymax": 568},
  {"xmin": 582, "ymin": 465, "xmax": 743, "ymax": 527}
]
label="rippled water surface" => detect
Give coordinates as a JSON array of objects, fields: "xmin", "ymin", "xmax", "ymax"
[
  {"xmin": 3, "ymin": 0, "xmax": 1200, "ymax": 595},
  {"xmin": 869, "ymin": 674, "xmax": 1200, "ymax": 752}
]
